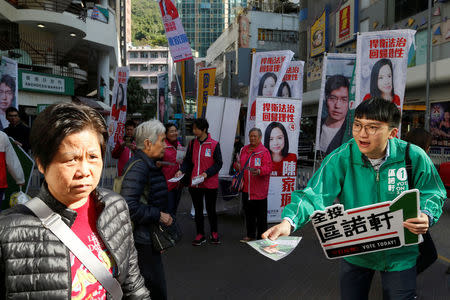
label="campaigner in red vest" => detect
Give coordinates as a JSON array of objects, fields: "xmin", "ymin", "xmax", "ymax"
[
  {"xmin": 236, "ymin": 128, "xmax": 272, "ymax": 242},
  {"xmin": 111, "ymin": 120, "xmax": 136, "ymax": 176},
  {"xmin": 176, "ymin": 118, "xmax": 223, "ymax": 246}
]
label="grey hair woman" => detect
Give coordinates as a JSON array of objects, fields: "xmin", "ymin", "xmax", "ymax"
[
  {"xmin": 120, "ymin": 119, "xmax": 172, "ymax": 300},
  {"xmin": 0, "ymin": 102, "xmax": 150, "ymax": 298}
]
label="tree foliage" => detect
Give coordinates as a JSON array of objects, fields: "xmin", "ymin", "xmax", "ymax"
[
  {"xmin": 131, "ymin": 0, "xmax": 167, "ymax": 46},
  {"xmin": 126, "ymin": 77, "xmax": 149, "ymax": 115}
]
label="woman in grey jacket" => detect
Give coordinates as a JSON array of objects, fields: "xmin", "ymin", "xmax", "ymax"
[{"xmin": 0, "ymin": 103, "xmax": 150, "ymax": 299}]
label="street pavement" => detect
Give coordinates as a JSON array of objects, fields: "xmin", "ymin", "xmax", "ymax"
[{"xmin": 163, "ymin": 190, "xmax": 450, "ymax": 300}]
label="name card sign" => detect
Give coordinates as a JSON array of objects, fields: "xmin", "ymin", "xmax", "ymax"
[{"xmin": 310, "ymin": 189, "xmax": 421, "ymax": 259}]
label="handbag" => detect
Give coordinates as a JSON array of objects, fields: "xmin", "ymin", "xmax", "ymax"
[
  {"xmin": 230, "ymin": 152, "xmax": 254, "ymax": 193},
  {"xmin": 150, "ymin": 219, "xmax": 182, "ymax": 252},
  {"xmin": 405, "ymin": 143, "xmax": 438, "ymax": 274}
]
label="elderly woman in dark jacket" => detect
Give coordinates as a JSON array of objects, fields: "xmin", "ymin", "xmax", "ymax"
[
  {"xmin": 0, "ymin": 103, "xmax": 149, "ymax": 299},
  {"xmin": 120, "ymin": 119, "xmax": 172, "ymax": 300}
]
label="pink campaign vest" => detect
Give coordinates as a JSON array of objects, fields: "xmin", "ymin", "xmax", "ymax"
[
  {"xmin": 161, "ymin": 140, "xmax": 181, "ymax": 191},
  {"xmin": 191, "ymin": 135, "xmax": 219, "ymax": 189}
]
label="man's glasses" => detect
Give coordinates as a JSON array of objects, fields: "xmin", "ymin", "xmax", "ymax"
[
  {"xmin": 327, "ymin": 95, "xmax": 348, "ymax": 104},
  {"xmin": 0, "ymin": 90, "xmax": 13, "ymax": 97},
  {"xmin": 352, "ymin": 122, "xmax": 385, "ymax": 135}
]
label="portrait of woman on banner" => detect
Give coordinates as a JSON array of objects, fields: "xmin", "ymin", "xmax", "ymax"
[
  {"xmin": 277, "ymin": 81, "xmax": 292, "ymax": 98},
  {"xmin": 263, "ymin": 122, "xmax": 297, "ymax": 176},
  {"xmin": 363, "ymin": 58, "xmax": 401, "ymax": 107},
  {"xmin": 250, "ymin": 72, "xmax": 278, "ymax": 120},
  {"xmin": 111, "ymin": 83, "xmax": 126, "ymax": 121}
]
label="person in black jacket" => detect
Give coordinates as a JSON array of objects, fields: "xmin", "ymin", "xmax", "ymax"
[
  {"xmin": 120, "ymin": 119, "xmax": 172, "ymax": 300},
  {"xmin": 0, "ymin": 102, "xmax": 150, "ymax": 299},
  {"xmin": 3, "ymin": 106, "xmax": 31, "ymax": 152}
]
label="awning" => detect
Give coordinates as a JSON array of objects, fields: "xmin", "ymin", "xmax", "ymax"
[{"xmin": 72, "ymin": 96, "xmax": 111, "ymax": 115}]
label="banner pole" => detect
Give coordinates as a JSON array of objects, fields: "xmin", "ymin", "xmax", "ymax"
[{"xmin": 424, "ymin": 0, "xmax": 432, "ymax": 131}]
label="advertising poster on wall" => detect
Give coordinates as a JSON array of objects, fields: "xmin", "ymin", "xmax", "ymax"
[
  {"xmin": 310, "ymin": 7, "xmax": 329, "ymax": 57},
  {"xmin": 315, "ymin": 53, "xmax": 356, "ymax": 156},
  {"xmin": 158, "ymin": 0, "xmax": 193, "ymax": 62},
  {"xmin": 0, "ymin": 56, "xmax": 18, "ymax": 129},
  {"xmin": 335, "ymin": 0, "xmax": 358, "ymax": 47},
  {"xmin": 278, "ymin": 60, "xmax": 304, "ymax": 100},
  {"xmin": 430, "ymin": 101, "xmax": 450, "ymax": 150},
  {"xmin": 255, "ymin": 97, "xmax": 301, "ymax": 222},
  {"xmin": 197, "ymin": 67, "xmax": 216, "ymax": 119},
  {"xmin": 108, "ymin": 67, "xmax": 129, "ymax": 148},
  {"xmin": 157, "ymin": 73, "xmax": 168, "ymax": 123},
  {"xmin": 245, "ymin": 50, "xmax": 294, "ymax": 143},
  {"xmin": 354, "ymin": 29, "xmax": 416, "ymax": 114}
]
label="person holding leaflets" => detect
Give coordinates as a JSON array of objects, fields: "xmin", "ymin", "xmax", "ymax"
[
  {"xmin": 111, "ymin": 120, "xmax": 136, "ymax": 176},
  {"xmin": 237, "ymin": 128, "xmax": 272, "ymax": 243},
  {"xmin": 264, "ymin": 122, "xmax": 297, "ymax": 176},
  {"xmin": 263, "ymin": 98, "xmax": 445, "ymax": 299},
  {"xmin": 363, "ymin": 58, "xmax": 401, "ymax": 107},
  {"xmin": 176, "ymin": 118, "xmax": 223, "ymax": 246}
]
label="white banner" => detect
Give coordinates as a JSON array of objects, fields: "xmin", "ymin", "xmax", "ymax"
[
  {"xmin": 108, "ymin": 67, "xmax": 129, "ymax": 148},
  {"xmin": 0, "ymin": 56, "xmax": 18, "ymax": 129},
  {"xmin": 355, "ymin": 30, "xmax": 416, "ymax": 110},
  {"xmin": 245, "ymin": 50, "xmax": 294, "ymax": 143},
  {"xmin": 315, "ymin": 53, "xmax": 356, "ymax": 156},
  {"xmin": 158, "ymin": 0, "xmax": 193, "ymax": 62},
  {"xmin": 255, "ymin": 97, "xmax": 301, "ymax": 222},
  {"xmin": 279, "ymin": 60, "xmax": 304, "ymax": 100}
]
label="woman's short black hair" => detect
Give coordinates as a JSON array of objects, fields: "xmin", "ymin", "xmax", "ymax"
[
  {"xmin": 403, "ymin": 128, "xmax": 432, "ymax": 152},
  {"xmin": 277, "ymin": 81, "xmax": 291, "ymax": 97},
  {"xmin": 125, "ymin": 120, "xmax": 136, "ymax": 128},
  {"xmin": 193, "ymin": 118, "xmax": 209, "ymax": 132},
  {"xmin": 354, "ymin": 97, "xmax": 401, "ymax": 129},
  {"xmin": 164, "ymin": 122, "xmax": 177, "ymax": 132},
  {"xmin": 264, "ymin": 121, "xmax": 289, "ymax": 157},
  {"xmin": 370, "ymin": 58, "xmax": 395, "ymax": 99},
  {"xmin": 258, "ymin": 72, "xmax": 277, "ymax": 96},
  {"xmin": 30, "ymin": 102, "xmax": 108, "ymax": 171}
]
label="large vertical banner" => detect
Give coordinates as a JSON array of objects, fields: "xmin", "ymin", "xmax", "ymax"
[
  {"xmin": 315, "ymin": 53, "xmax": 356, "ymax": 156},
  {"xmin": 430, "ymin": 101, "xmax": 450, "ymax": 149},
  {"xmin": 197, "ymin": 67, "xmax": 216, "ymax": 119},
  {"xmin": 157, "ymin": 72, "xmax": 168, "ymax": 123},
  {"xmin": 255, "ymin": 97, "xmax": 302, "ymax": 222},
  {"xmin": 158, "ymin": 0, "xmax": 193, "ymax": 62},
  {"xmin": 108, "ymin": 67, "xmax": 129, "ymax": 148},
  {"xmin": 310, "ymin": 7, "xmax": 329, "ymax": 57},
  {"xmin": 355, "ymin": 30, "xmax": 416, "ymax": 112},
  {"xmin": 278, "ymin": 61, "xmax": 304, "ymax": 100},
  {"xmin": 0, "ymin": 57, "xmax": 18, "ymax": 129},
  {"xmin": 335, "ymin": 0, "xmax": 358, "ymax": 47},
  {"xmin": 245, "ymin": 50, "xmax": 294, "ymax": 142}
]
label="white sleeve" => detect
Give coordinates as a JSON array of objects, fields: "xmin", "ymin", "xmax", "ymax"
[{"xmin": 4, "ymin": 135, "xmax": 25, "ymax": 185}]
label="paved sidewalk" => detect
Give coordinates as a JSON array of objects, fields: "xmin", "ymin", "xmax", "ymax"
[{"xmin": 163, "ymin": 190, "xmax": 450, "ymax": 300}]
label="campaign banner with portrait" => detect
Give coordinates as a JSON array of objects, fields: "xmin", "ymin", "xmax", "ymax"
[
  {"xmin": 108, "ymin": 67, "xmax": 129, "ymax": 148},
  {"xmin": 310, "ymin": 7, "xmax": 329, "ymax": 57},
  {"xmin": 197, "ymin": 67, "xmax": 216, "ymax": 119},
  {"xmin": 255, "ymin": 97, "xmax": 302, "ymax": 222},
  {"xmin": 429, "ymin": 101, "xmax": 450, "ymax": 150},
  {"xmin": 0, "ymin": 56, "xmax": 18, "ymax": 129},
  {"xmin": 315, "ymin": 53, "xmax": 356, "ymax": 156},
  {"xmin": 245, "ymin": 50, "xmax": 294, "ymax": 143},
  {"xmin": 354, "ymin": 30, "xmax": 416, "ymax": 112},
  {"xmin": 158, "ymin": 0, "xmax": 192, "ymax": 62},
  {"xmin": 279, "ymin": 60, "xmax": 305, "ymax": 100},
  {"xmin": 335, "ymin": 0, "xmax": 358, "ymax": 47},
  {"xmin": 157, "ymin": 73, "xmax": 168, "ymax": 123}
]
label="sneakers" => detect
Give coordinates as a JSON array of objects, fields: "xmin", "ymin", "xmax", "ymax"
[
  {"xmin": 210, "ymin": 232, "xmax": 221, "ymax": 244},
  {"xmin": 192, "ymin": 234, "xmax": 206, "ymax": 246},
  {"xmin": 239, "ymin": 237, "xmax": 255, "ymax": 243}
]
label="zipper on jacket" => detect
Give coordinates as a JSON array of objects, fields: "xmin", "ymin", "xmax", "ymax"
[{"xmin": 197, "ymin": 143, "xmax": 202, "ymax": 177}]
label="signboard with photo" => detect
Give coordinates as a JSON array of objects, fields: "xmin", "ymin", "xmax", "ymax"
[
  {"xmin": 335, "ymin": 0, "xmax": 358, "ymax": 47},
  {"xmin": 197, "ymin": 67, "xmax": 216, "ymax": 119},
  {"xmin": 0, "ymin": 56, "xmax": 18, "ymax": 129},
  {"xmin": 310, "ymin": 7, "xmax": 329, "ymax": 57},
  {"xmin": 278, "ymin": 60, "xmax": 304, "ymax": 100},
  {"xmin": 430, "ymin": 101, "xmax": 450, "ymax": 149},
  {"xmin": 108, "ymin": 67, "xmax": 129, "ymax": 149}
]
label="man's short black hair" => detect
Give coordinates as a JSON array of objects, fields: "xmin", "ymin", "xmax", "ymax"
[
  {"xmin": 354, "ymin": 97, "xmax": 401, "ymax": 128},
  {"xmin": 5, "ymin": 106, "xmax": 19, "ymax": 116},
  {"xmin": 193, "ymin": 118, "xmax": 209, "ymax": 132},
  {"xmin": 325, "ymin": 75, "xmax": 349, "ymax": 99},
  {"xmin": 125, "ymin": 120, "xmax": 136, "ymax": 128}
]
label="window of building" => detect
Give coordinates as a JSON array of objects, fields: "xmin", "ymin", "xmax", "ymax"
[
  {"xmin": 130, "ymin": 64, "xmax": 138, "ymax": 71},
  {"xmin": 140, "ymin": 64, "xmax": 148, "ymax": 71},
  {"xmin": 360, "ymin": 0, "xmax": 370, "ymax": 10},
  {"xmin": 395, "ymin": 0, "xmax": 430, "ymax": 22},
  {"xmin": 150, "ymin": 77, "xmax": 158, "ymax": 84},
  {"xmin": 140, "ymin": 52, "xmax": 148, "ymax": 58},
  {"xmin": 360, "ymin": 18, "xmax": 369, "ymax": 33},
  {"xmin": 129, "ymin": 52, "xmax": 138, "ymax": 59},
  {"xmin": 160, "ymin": 52, "xmax": 168, "ymax": 58},
  {"xmin": 150, "ymin": 52, "xmax": 158, "ymax": 58},
  {"xmin": 150, "ymin": 65, "xmax": 159, "ymax": 71}
]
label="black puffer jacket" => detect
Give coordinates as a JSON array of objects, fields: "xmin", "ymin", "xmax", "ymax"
[
  {"xmin": 0, "ymin": 183, "xmax": 150, "ymax": 299},
  {"xmin": 120, "ymin": 149, "xmax": 169, "ymax": 245}
]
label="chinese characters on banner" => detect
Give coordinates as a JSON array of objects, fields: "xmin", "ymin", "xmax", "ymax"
[
  {"xmin": 158, "ymin": 0, "xmax": 192, "ymax": 62},
  {"xmin": 0, "ymin": 56, "xmax": 18, "ymax": 129},
  {"xmin": 108, "ymin": 67, "xmax": 129, "ymax": 148},
  {"xmin": 245, "ymin": 50, "xmax": 294, "ymax": 143},
  {"xmin": 315, "ymin": 53, "xmax": 356, "ymax": 156},
  {"xmin": 310, "ymin": 7, "xmax": 329, "ymax": 57},
  {"xmin": 335, "ymin": 0, "xmax": 358, "ymax": 46},
  {"xmin": 311, "ymin": 189, "xmax": 420, "ymax": 259},
  {"xmin": 197, "ymin": 67, "xmax": 216, "ymax": 119},
  {"xmin": 279, "ymin": 60, "xmax": 305, "ymax": 100},
  {"xmin": 355, "ymin": 30, "xmax": 416, "ymax": 117},
  {"xmin": 255, "ymin": 97, "xmax": 302, "ymax": 222}
]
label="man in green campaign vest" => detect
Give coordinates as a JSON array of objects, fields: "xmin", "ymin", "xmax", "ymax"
[{"xmin": 263, "ymin": 98, "xmax": 446, "ymax": 299}]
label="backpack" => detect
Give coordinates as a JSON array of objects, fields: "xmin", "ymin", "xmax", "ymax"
[{"xmin": 113, "ymin": 159, "xmax": 143, "ymax": 194}]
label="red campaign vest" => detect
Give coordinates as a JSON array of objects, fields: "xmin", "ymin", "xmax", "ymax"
[
  {"xmin": 161, "ymin": 140, "xmax": 181, "ymax": 191},
  {"xmin": 191, "ymin": 135, "xmax": 219, "ymax": 189},
  {"xmin": 0, "ymin": 152, "xmax": 7, "ymax": 188}
]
